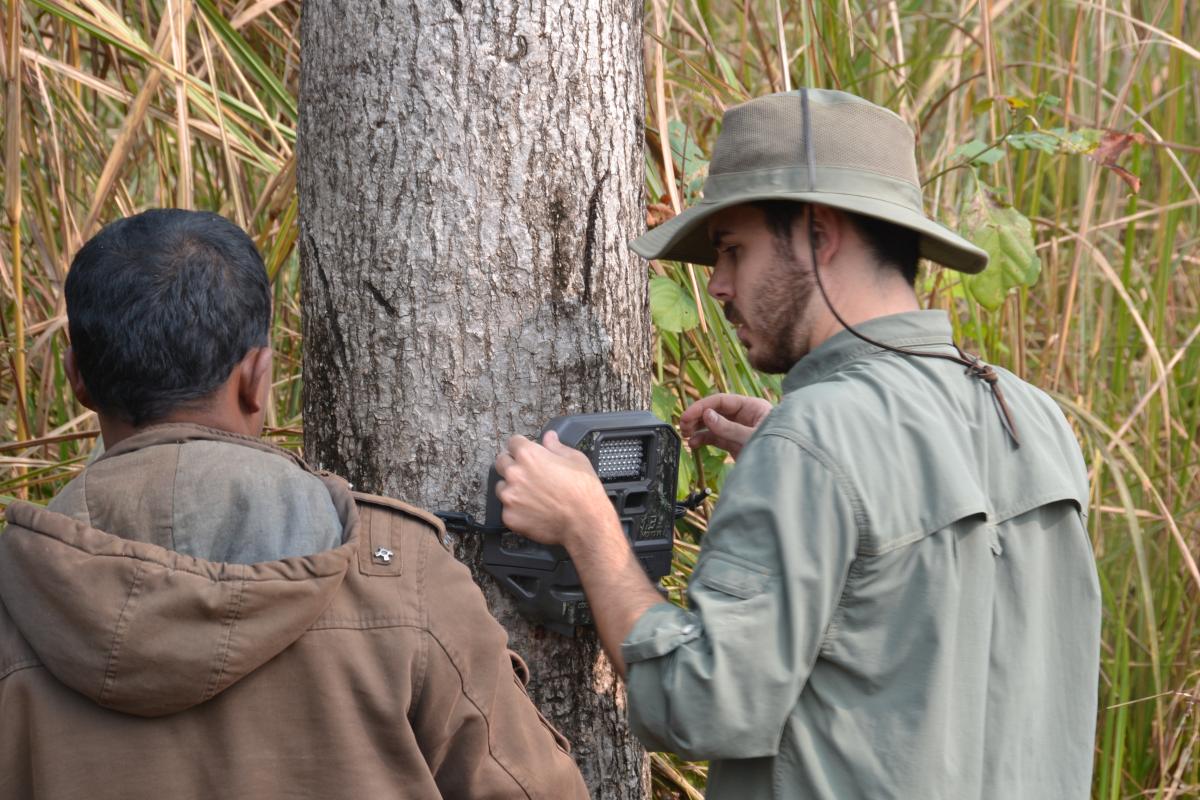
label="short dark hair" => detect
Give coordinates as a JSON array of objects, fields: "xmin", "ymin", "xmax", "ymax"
[
  {"xmin": 752, "ymin": 200, "xmax": 920, "ymax": 285},
  {"xmin": 66, "ymin": 209, "xmax": 271, "ymax": 426}
]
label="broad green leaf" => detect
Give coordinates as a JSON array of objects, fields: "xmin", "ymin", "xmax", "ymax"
[
  {"xmin": 676, "ymin": 448, "xmax": 696, "ymax": 500},
  {"xmin": 962, "ymin": 201, "xmax": 1042, "ymax": 311},
  {"xmin": 650, "ymin": 276, "xmax": 700, "ymax": 332},
  {"xmin": 668, "ymin": 119, "xmax": 708, "ymax": 179},
  {"xmin": 971, "ymin": 97, "xmax": 995, "ymax": 115},
  {"xmin": 953, "ymin": 139, "xmax": 1005, "ymax": 166},
  {"xmin": 700, "ymin": 446, "xmax": 730, "ymax": 492},
  {"xmin": 1007, "ymin": 132, "xmax": 1059, "ymax": 153},
  {"xmin": 651, "ymin": 384, "xmax": 678, "ymax": 423}
]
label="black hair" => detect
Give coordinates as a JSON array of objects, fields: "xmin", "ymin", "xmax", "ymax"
[
  {"xmin": 751, "ymin": 200, "xmax": 920, "ymax": 285},
  {"xmin": 65, "ymin": 208, "xmax": 271, "ymax": 426}
]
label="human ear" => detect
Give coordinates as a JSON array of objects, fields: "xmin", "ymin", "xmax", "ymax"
[
  {"xmin": 808, "ymin": 205, "xmax": 842, "ymax": 265},
  {"xmin": 237, "ymin": 347, "xmax": 274, "ymax": 415},
  {"xmin": 64, "ymin": 347, "xmax": 97, "ymax": 411}
]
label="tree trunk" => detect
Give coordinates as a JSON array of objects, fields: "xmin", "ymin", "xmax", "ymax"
[{"xmin": 298, "ymin": 2, "xmax": 650, "ymax": 796}]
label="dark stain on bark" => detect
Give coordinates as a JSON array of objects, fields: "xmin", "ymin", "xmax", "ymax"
[
  {"xmin": 364, "ymin": 279, "xmax": 399, "ymax": 317},
  {"xmin": 306, "ymin": 234, "xmax": 351, "ymax": 377},
  {"xmin": 548, "ymin": 193, "xmax": 571, "ymax": 307},
  {"xmin": 505, "ymin": 34, "xmax": 528, "ymax": 62},
  {"xmin": 581, "ymin": 172, "xmax": 607, "ymax": 307}
]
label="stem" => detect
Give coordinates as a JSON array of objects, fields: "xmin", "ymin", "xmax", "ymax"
[{"xmin": 6, "ymin": 0, "xmax": 30, "ymax": 452}]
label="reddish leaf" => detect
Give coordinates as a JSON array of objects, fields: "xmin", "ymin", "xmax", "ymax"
[
  {"xmin": 1088, "ymin": 131, "xmax": 1143, "ymax": 193},
  {"xmin": 1104, "ymin": 164, "xmax": 1142, "ymax": 194},
  {"xmin": 647, "ymin": 202, "xmax": 676, "ymax": 227}
]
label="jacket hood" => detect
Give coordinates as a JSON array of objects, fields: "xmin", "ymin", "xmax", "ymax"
[{"xmin": 0, "ymin": 426, "xmax": 362, "ymax": 718}]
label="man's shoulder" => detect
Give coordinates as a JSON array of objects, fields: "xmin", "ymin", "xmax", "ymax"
[
  {"xmin": 313, "ymin": 491, "xmax": 460, "ymax": 630},
  {"xmin": 757, "ymin": 353, "xmax": 1087, "ymax": 551},
  {"xmin": 45, "ymin": 471, "xmax": 90, "ymax": 522},
  {"xmin": 350, "ymin": 491, "xmax": 448, "ymax": 545},
  {"xmin": 761, "ymin": 371, "xmax": 883, "ymax": 446}
]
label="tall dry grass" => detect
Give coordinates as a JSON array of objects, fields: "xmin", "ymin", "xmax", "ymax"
[{"xmin": 1, "ymin": 2, "xmax": 1197, "ymax": 797}]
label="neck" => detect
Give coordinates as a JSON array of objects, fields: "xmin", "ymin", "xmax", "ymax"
[
  {"xmin": 805, "ymin": 273, "xmax": 920, "ymax": 353},
  {"xmin": 97, "ymin": 404, "xmax": 259, "ymax": 452}
]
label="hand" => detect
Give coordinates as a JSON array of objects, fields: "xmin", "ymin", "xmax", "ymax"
[
  {"xmin": 679, "ymin": 393, "xmax": 773, "ymax": 459},
  {"xmin": 493, "ymin": 432, "xmax": 617, "ymax": 549}
]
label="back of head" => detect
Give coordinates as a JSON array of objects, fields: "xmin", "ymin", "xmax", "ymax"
[{"xmin": 65, "ymin": 209, "xmax": 271, "ymax": 426}]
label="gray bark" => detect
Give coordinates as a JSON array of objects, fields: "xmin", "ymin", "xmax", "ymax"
[{"xmin": 299, "ymin": 1, "xmax": 650, "ymax": 796}]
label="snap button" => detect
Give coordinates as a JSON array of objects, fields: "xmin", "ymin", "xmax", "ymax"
[{"xmin": 680, "ymin": 623, "xmax": 697, "ymax": 635}]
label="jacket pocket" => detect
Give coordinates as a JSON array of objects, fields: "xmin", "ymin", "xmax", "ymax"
[
  {"xmin": 513, "ymin": 673, "xmax": 573, "ymax": 755},
  {"xmin": 696, "ymin": 552, "xmax": 771, "ymax": 600}
]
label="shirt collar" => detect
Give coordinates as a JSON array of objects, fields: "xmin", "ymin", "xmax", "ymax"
[{"xmin": 782, "ymin": 310, "xmax": 955, "ymax": 393}]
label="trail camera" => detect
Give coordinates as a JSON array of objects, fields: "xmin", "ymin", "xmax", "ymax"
[{"xmin": 481, "ymin": 411, "xmax": 680, "ymax": 636}]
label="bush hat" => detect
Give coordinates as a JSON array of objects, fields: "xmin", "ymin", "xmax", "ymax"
[{"xmin": 631, "ymin": 88, "xmax": 988, "ymax": 274}]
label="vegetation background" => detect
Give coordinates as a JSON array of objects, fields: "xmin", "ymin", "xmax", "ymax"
[{"xmin": 1, "ymin": 1, "xmax": 1196, "ymax": 797}]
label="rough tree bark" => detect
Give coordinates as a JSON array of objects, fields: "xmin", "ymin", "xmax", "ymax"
[{"xmin": 299, "ymin": 2, "xmax": 650, "ymax": 796}]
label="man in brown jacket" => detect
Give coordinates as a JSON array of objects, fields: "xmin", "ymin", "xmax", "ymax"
[{"xmin": 0, "ymin": 209, "xmax": 588, "ymax": 799}]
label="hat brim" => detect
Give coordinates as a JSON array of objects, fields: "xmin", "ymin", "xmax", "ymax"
[{"xmin": 631, "ymin": 190, "xmax": 988, "ymax": 274}]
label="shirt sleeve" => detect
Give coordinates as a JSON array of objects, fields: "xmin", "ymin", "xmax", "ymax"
[{"xmin": 621, "ymin": 431, "xmax": 860, "ymax": 760}]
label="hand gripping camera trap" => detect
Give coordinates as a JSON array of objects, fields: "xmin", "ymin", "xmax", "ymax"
[{"xmin": 437, "ymin": 411, "xmax": 706, "ymax": 637}]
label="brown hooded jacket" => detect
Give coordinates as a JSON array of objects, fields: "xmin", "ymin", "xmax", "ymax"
[{"xmin": 0, "ymin": 425, "xmax": 588, "ymax": 799}]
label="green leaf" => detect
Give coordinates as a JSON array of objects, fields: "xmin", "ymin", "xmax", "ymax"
[
  {"xmin": 971, "ymin": 97, "xmax": 995, "ymax": 115},
  {"xmin": 1007, "ymin": 132, "xmax": 1059, "ymax": 154},
  {"xmin": 962, "ymin": 200, "xmax": 1042, "ymax": 311},
  {"xmin": 668, "ymin": 120, "xmax": 708, "ymax": 180},
  {"xmin": 650, "ymin": 276, "xmax": 700, "ymax": 332},
  {"xmin": 644, "ymin": 150, "xmax": 666, "ymax": 202},
  {"xmin": 651, "ymin": 384, "xmax": 678, "ymax": 423},
  {"xmin": 1041, "ymin": 127, "xmax": 1103, "ymax": 155},
  {"xmin": 700, "ymin": 446, "xmax": 730, "ymax": 492},
  {"xmin": 953, "ymin": 139, "xmax": 1005, "ymax": 166},
  {"xmin": 676, "ymin": 449, "xmax": 696, "ymax": 500}
]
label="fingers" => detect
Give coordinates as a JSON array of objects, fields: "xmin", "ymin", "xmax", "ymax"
[
  {"xmin": 540, "ymin": 430, "xmax": 595, "ymax": 472},
  {"xmin": 541, "ymin": 430, "xmax": 568, "ymax": 454},
  {"xmin": 506, "ymin": 434, "xmax": 536, "ymax": 458},
  {"xmin": 703, "ymin": 408, "xmax": 751, "ymax": 441},
  {"xmin": 494, "ymin": 450, "xmax": 515, "ymax": 477},
  {"xmin": 679, "ymin": 395, "xmax": 719, "ymax": 435},
  {"xmin": 681, "ymin": 393, "xmax": 745, "ymax": 436},
  {"xmin": 686, "ymin": 429, "xmax": 721, "ymax": 449},
  {"xmin": 687, "ymin": 430, "xmax": 739, "ymax": 454},
  {"xmin": 686, "ymin": 408, "xmax": 753, "ymax": 455}
]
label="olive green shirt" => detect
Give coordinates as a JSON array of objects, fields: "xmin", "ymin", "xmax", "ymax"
[{"xmin": 622, "ymin": 311, "xmax": 1100, "ymax": 799}]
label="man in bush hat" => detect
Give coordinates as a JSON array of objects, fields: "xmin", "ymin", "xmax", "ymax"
[
  {"xmin": 494, "ymin": 89, "xmax": 1100, "ymax": 798},
  {"xmin": 0, "ymin": 209, "xmax": 587, "ymax": 799}
]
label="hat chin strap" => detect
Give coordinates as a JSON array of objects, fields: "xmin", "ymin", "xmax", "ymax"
[{"xmin": 804, "ymin": 208, "xmax": 1022, "ymax": 448}]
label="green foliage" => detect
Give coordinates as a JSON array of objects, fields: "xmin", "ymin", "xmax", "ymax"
[
  {"xmin": 649, "ymin": 275, "xmax": 701, "ymax": 332},
  {"xmin": 953, "ymin": 139, "xmax": 1006, "ymax": 166},
  {"xmin": 961, "ymin": 198, "xmax": 1041, "ymax": 310}
]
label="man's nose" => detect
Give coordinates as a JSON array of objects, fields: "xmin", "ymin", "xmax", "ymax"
[{"xmin": 707, "ymin": 264, "xmax": 733, "ymax": 301}]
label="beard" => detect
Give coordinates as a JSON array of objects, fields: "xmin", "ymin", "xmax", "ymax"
[{"xmin": 724, "ymin": 238, "xmax": 815, "ymax": 374}]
